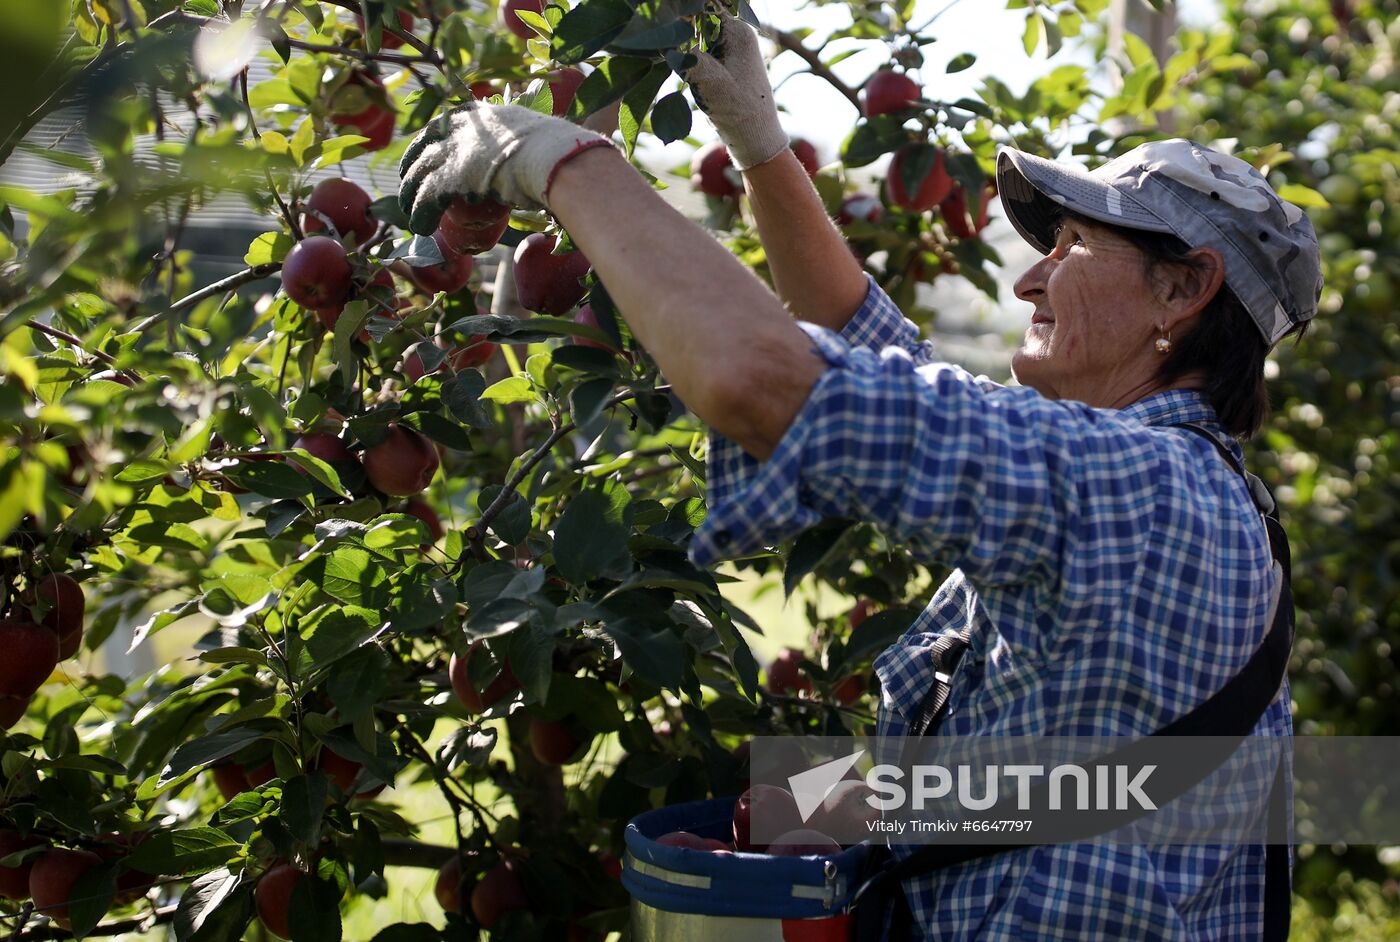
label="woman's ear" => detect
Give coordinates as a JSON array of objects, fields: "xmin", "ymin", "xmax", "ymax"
[{"xmin": 1160, "ymin": 247, "xmax": 1226, "ymax": 325}]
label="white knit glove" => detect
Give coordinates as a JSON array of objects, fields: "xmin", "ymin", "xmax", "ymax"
[
  {"xmin": 398, "ymin": 103, "xmax": 613, "ymax": 231},
  {"xmin": 684, "ymin": 13, "xmax": 788, "ymax": 171}
]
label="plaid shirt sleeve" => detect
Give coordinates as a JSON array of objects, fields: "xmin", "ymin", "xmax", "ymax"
[{"xmin": 689, "ymin": 295, "xmax": 1175, "ymax": 604}]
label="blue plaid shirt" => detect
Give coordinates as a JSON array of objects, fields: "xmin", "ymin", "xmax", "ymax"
[{"xmin": 690, "ymin": 277, "xmax": 1291, "ymax": 940}]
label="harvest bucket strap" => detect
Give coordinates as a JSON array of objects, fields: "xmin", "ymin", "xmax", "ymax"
[{"xmin": 851, "ymin": 422, "xmax": 1296, "ymax": 941}]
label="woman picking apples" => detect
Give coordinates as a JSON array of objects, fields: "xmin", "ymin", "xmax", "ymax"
[{"xmin": 399, "ymin": 11, "xmax": 1317, "ymax": 940}]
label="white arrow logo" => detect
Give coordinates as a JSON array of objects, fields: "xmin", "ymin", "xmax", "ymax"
[{"xmin": 788, "ymin": 749, "xmax": 866, "ymax": 823}]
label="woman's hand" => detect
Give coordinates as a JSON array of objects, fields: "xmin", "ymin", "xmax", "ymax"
[
  {"xmin": 397, "ymin": 103, "xmax": 613, "ymax": 232},
  {"xmin": 684, "ymin": 13, "xmax": 788, "ymax": 170}
]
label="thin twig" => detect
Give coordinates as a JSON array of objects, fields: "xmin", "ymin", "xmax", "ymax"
[
  {"xmin": 284, "ymin": 36, "xmax": 441, "ymax": 67},
  {"xmin": 128, "ymin": 264, "xmax": 281, "ymax": 333},
  {"xmin": 768, "ymin": 27, "xmax": 862, "ymax": 111},
  {"xmin": 12, "ymin": 905, "xmax": 177, "ymax": 941}
]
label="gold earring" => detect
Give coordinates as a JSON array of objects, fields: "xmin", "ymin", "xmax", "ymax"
[{"xmin": 1154, "ymin": 326, "xmax": 1172, "ymax": 354}]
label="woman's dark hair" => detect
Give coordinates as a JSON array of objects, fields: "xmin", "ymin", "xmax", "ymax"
[{"xmin": 1060, "ymin": 211, "xmax": 1305, "ymax": 440}]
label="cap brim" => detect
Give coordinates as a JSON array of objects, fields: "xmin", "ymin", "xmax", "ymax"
[{"xmin": 995, "ymin": 149, "xmax": 1174, "ymax": 253}]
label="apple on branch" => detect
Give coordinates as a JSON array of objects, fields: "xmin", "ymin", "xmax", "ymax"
[
  {"xmin": 471, "ymin": 859, "xmax": 530, "ymax": 929},
  {"xmin": 363, "ymin": 424, "xmax": 439, "ymax": 497},
  {"xmin": 283, "ymin": 237, "xmax": 354, "ymax": 310},
  {"xmin": 513, "ymin": 233, "xmax": 590, "ymax": 315},
  {"xmin": 861, "ymin": 69, "xmax": 921, "ymax": 118},
  {"xmin": 690, "ymin": 142, "xmax": 740, "ymax": 200},
  {"xmin": 499, "ymin": 0, "xmax": 544, "ymax": 38},
  {"xmin": 302, "ymin": 178, "xmax": 376, "ymax": 245},
  {"xmin": 449, "ymin": 641, "xmax": 519, "ymax": 715},
  {"xmin": 885, "ymin": 144, "xmax": 953, "ymax": 212}
]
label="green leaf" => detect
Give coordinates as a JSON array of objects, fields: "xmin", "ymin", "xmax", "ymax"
[
  {"xmin": 443, "ymin": 369, "xmax": 493, "ymax": 428},
  {"xmin": 222, "ymin": 460, "xmax": 312, "ymax": 500},
  {"xmin": 67, "ymin": 863, "xmax": 117, "ymax": 939},
  {"xmin": 650, "ymin": 91, "xmax": 692, "ymax": 143},
  {"xmin": 603, "ymin": 617, "xmax": 686, "ymax": 689},
  {"xmin": 569, "ymin": 377, "xmax": 614, "ymax": 427},
  {"xmin": 568, "ymin": 56, "xmax": 653, "ymax": 121},
  {"xmin": 620, "ymin": 63, "xmax": 669, "ymax": 157},
  {"xmin": 1276, "ymin": 183, "xmax": 1329, "ymax": 209},
  {"xmin": 1022, "ymin": 9, "xmax": 1044, "ymax": 57},
  {"xmin": 288, "ymin": 873, "xmax": 342, "ymax": 942},
  {"xmin": 553, "ymin": 482, "xmax": 633, "ymax": 584},
  {"xmin": 476, "ymin": 484, "xmax": 532, "ymax": 544},
  {"xmin": 841, "ymin": 608, "xmax": 921, "ymax": 666},
  {"xmin": 842, "ymin": 115, "xmax": 908, "ymax": 167},
  {"xmin": 179, "ymin": 872, "xmax": 254, "ymax": 942},
  {"xmin": 467, "ymin": 596, "xmax": 535, "ymax": 639},
  {"xmin": 281, "ymin": 774, "xmax": 329, "ymax": 844},
  {"xmin": 783, "ymin": 520, "xmax": 854, "ymax": 597},
  {"xmin": 162, "ymin": 728, "xmax": 267, "ymax": 785},
  {"xmin": 327, "ymin": 646, "xmax": 390, "ymax": 724},
  {"xmin": 370, "ymin": 925, "xmax": 444, "ymax": 942},
  {"xmin": 480, "ymin": 375, "xmax": 536, "ymax": 404},
  {"xmin": 301, "ymin": 604, "xmax": 384, "ymax": 670},
  {"xmin": 549, "ymin": 0, "xmax": 632, "ymax": 64},
  {"xmin": 245, "ymin": 231, "xmax": 294, "ymax": 266},
  {"xmin": 125, "ymin": 827, "xmax": 241, "ymax": 877},
  {"xmin": 899, "ymin": 142, "xmax": 940, "ymax": 202},
  {"xmin": 947, "ymin": 52, "xmax": 976, "ymax": 74}
]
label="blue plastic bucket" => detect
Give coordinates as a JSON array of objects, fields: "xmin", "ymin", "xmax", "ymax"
[{"xmin": 622, "ymin": 797, "xmax": 870, "ymax": 941}]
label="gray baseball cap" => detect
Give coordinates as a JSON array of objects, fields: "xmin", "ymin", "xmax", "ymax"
[{"xmin": 996, "ymin": 139, "xmax": 1323, "ymax": 346}]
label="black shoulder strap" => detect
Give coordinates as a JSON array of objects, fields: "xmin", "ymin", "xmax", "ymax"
[{"xmin": 854, "ymin": 421, "xmax": 1296, "ymax": 940}]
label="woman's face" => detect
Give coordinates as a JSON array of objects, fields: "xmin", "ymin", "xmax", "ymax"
[{"xmin": 1010, "ymin": 217, "xmax": 1176, "ymax": 407}]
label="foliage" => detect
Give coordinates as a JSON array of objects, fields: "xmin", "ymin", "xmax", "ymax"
[{"xmin": 0, "ymin": 0, "xmax": 1378, "ymax": 939}]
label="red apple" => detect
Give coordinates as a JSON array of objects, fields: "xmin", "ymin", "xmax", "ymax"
[
  {"xmin": 318, "ymin": 269, "xmax": 398, "ymax": 340},
  {"xmin": 303, "ymin": 178, "xmax": 376, "ymax": 245},
  {"xmin": 732, "ymin": 785, "xmax": 803, "ymax": 852},
  {"xmin": 886, "ymin": 144, "xmax": 953, "ymax": 212},
  {"xmin": 832, "ymin": 673, "xmax": 866, "ymax": 705},
  {"xmin": 32, "ymin": 573, "xmax": 83, "ymax": 659},
  {"xmin": 439, "ymin": 197, "xmax": 511, "ymax": 255},
  {"xmin": 28, "ymin": 848, "xmax": 102, "ymax": 930},
  {"xmin": 330, "ymin": 74, "xmax": 395, "ymax": 153},
  {"xmin": 211, "ymin": 763, "xmax": 251, "ymax": 801},
  {"xmin": 861, "ymin": 69, "xmax": 921, "ymax": 118},
  {"xmin": 245, "ymin": 760, "xmax": 277, "ymax": 788},
  {"xmin": 805, "ymin": 778, "xmax": 878, "ymax": 840},
  {"xmin": 528, "ymin": 719, "xmax": 583, "ymax": 766},
  {"xmin": 655, "ymin": 832, "xmax": 731, "ymax": 853},
  {"xmin": 471, "ymin": 860, "xmax": 529, "ymax": 929},
  {"xmin": 470, "ymin": 81, "xmax": 497, "ymax": 99},
  {"xmin": 363, "ymin": 425, "xmax": 439, "ymax": 497},
  {"xmin": 317, "ymin": 747, "xmax": 384, "ymax": 798},
  {"xmin": 351, "ymin": 106, "xmax": 396, "ymax": 151},
  {"xmin": 849, "ymin": 599, "xmax": 873, "ymax": 628},
  {"xmin": 690, "ymin": 142, "xmax": 740, "ymax": 199},
  {"xmin": 940, "ymin": 181, "xmax": 995, "ymax": 239},
  {"xmin": 765, "ymin": 828, "xmax": 843, "ymax": 857},
  {"xmin": 546, "ymin": 68, "xmax": 585, "ymax": 117},
  {"xmin": 403, "ymin": 498, "xmax": 444, "ymax": 544},
  {"xmin": 449, "ymin": 642, "xmax": 519, "ymax": 714},
  {"xmin": 356, "ymin": 9, "xmax": 414, "ymax": 49},
  {"xmin": 409, "ymin": 232, "xmax": 475, "ymax": 295},
  {"xmin": 451, "ymin": 336, "xmax": 497, "ymax": 368},
  {"xmin": 791, "ymin": 138, "xmax": 819, "ymax": 177},
  {"xmin": 837, "ymin": 193, "xmax": 883, "ymax": 226},
  {"xmin": 767, "ymin": 648, "xmax": 812, "ymax": 696},
  {"xmin": 499, "ymin": 0, "xmax": 545, "ymax": 38},
  {"xmin": 435, "ymin": 855, "xmax": 465, "ymax": 914},
  {"xmin": 571, "ymin": 304, "xmax": 616, "ymax": 352},
  {"xmin": 291, "ymin": 432, "xmax": 355, "ymax": 472},
  {"xmin": 0, "ymin": 696, "xmax": 29, "ymax": 731},
  {"xmin": 512, "ymin": 233, "xmax": 590, "ymax": 315},
  {"xmin": 597, "ymin": 851, "xmax": 622, "ymax": 881},
  {"xmin": 255, "ymin": 863, "xmax": 304, "ymax": 939},
  {"xmin": 283, "ymin": 236, "xmax": 353, "ymax": 309},
  {"xmin": 0, "ymin": 831, "xmax": 42, "ymax": 900},
  {"xmin": 0, "ymin": 621, "xmax": 58, "ymax": 699}
]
